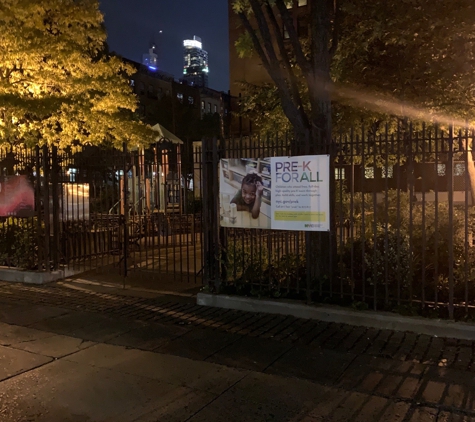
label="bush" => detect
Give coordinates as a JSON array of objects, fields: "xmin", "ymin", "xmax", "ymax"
[
  {"xmin": 0, "ymin": 218, "xmax": 39, "ymax": 270},
  {"xmin": 339, "ymin": 189, "xmax": 475, "ymax": 309},
  {"xmin": 341, "ymin": 227, "xmax": 412, "ymax": 308},
  {"xmin": 223, "ymin": 238, "xmax": 305, "ymax": 297}
]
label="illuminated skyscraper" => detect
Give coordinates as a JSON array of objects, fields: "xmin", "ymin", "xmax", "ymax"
[
  {"xmin": 183, "ymin": 36, "xmax": 209, "ymax": 87},
  {"xmin": 143, "ymin": 44, "xmax": 158, "ymax": 70}
]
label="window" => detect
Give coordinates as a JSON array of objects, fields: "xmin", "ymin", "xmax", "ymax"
[
  {"xmin": 130, "ymin": 79, "xmax": 135, "ymax": 87},
  {"xmin": 214, "ymin": 104, "xmax": 217, "ymax": 113},
  {"xmin": 207, "ymin": 102, "xmax": 211, "ymax": 113},
  {"xmin": 382, "ymin": 165, "xmax": 394, "ymax": 178},
  {"xmin": 437, "ymin": 164, "xmax": 446, "ymax": 176},
  {"xmin": 455, "ymin": 163, "xmax": 466, "ymax": 176},
  {"xmin": 188, "ymin": 96, "xmax": 194, "ymax": 104},
  {"xmin": 177, "ymin": 92, "xmax": 183, "ymax": 102},
  {"xmin": 364, "ymin": 167, "xmax": 375, "ymax": 179},
  {"xmin": 201, "ymin": 100, "xmax": 205, "ymax": 110},
  {"xmin": 335, "ymin": 168, "xmax": 345, "ymax": 180},
  {"xmin": 286, "ymin": 0, "xmax": 292, "ymax": 8},
  {"xmin": 298, "ymin": 0, "xmax": 308, "ymax": 5}
]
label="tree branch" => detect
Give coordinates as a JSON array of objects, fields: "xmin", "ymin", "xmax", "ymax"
[
  {"xmin": 237, "ymin": 3, "xmax": 308, "ymax": 133},
  {"xmin": 328, "ymin": 0, "xmax": 340, "ymax": 58},
  {"xmin": 274, "ymin": 0, "xmax": 311, "ymax": 74},
  {"xmin": 263, "ymin": 1, "xmax": 308, "ymax": 126}
]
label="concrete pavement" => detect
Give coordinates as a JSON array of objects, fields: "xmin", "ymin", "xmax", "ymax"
[{"xmin": 1, "ymin": 282, "xmax": 475, "ymax": 420}]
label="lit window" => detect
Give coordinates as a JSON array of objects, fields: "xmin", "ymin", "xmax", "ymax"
[
  {"xmin": 214, "ymin": 104, "xmax": 217, "ymax": 113},
  {"xmin": 364, "ymin": 167, "xmax": 374, "ymax": 179},
  {"xmin": 382, "ymin": 165, "xmax": 393, "ymax": 178},
  {"xmin": 130, "ymin": 79, "xmax": 135, "ymax": 87},
  {"xmin": 188, "ymin": 96, "xmax": 194, "ymax": 104},
  {"xmin": 437, "ymin": 164, "xmax": 446, "ymax": 176},
  {"xmin": 177, "ymin": 93, "xmax": 183, "ymax": 102},
  {"xmin": 298, "ymin": 0, "xmax": 307, "ymax": 5},
  {"xmin": 201, "ymin": 100, "xmax": 205, "ymax": 110},
  {"xmin": 455, "ymin": 163, "xmax": 466, "ymax": 176},
  {"xmin": 286, "ymin": 0, "xmax": 292, "ymax": 8},
  {"xmin": 335, "ymin": 168, "xmax": 345, "ymax": 180}
]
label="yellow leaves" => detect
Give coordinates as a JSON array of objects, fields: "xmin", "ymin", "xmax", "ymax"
[{"xmin": 0, "ymin": 0, "xmax": 154, "ymax": 149}]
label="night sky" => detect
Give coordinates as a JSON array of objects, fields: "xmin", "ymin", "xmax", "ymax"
[{"xmin": 99, "ymin": 0, "xmax": 230, "ymax": 92}]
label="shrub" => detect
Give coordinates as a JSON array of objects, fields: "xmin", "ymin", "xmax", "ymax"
[{"xmin": 0, "ymin": 218, "xmax": 39, "ymax": 270}]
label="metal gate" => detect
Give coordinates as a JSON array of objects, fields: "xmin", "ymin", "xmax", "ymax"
[{"xmin": 52, "ymin": 141, "xmax": 204, "ymax": 287}]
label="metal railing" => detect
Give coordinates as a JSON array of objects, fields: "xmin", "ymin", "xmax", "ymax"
[{"xmin": 203, "ymin": 126, "xmax": 475, "ymax": 319}]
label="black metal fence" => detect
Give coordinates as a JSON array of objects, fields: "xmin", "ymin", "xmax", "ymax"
[
  {"xmin": 203, "ymin": 125, "xmax": 475, "ymax": 319},
  {"xmin": 2, "ymin": 124, "xmax": 475, "ymax": 318},
  {"xmin": 0, "ymin": 141, "xmax": 204, "ymax": 284}
]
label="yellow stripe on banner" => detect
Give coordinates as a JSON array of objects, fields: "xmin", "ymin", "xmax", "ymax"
[{"xmin": 274, "ymin": 211, "xmax": 326, "ymax": 222}]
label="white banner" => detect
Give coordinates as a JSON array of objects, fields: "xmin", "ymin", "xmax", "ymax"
[
  {"xmin": 271, "ymin": 155, "xmax": 330, "ymax": 231},
  {"xmin": 219, "ymin": 155, "xmax": 330, "ymax": 231}
]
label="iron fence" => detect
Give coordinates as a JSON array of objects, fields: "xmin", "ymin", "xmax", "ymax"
[
  {"xmin": 2, "ymin": 123, "xmax": 475, "ymax": 318},
  {"xmin": 0, "ymin": 141, "xmax": 204, "ymax": 285},
  {"xmin": 204, "ymin": 125, "xmax": 475, "ymax": 319}
]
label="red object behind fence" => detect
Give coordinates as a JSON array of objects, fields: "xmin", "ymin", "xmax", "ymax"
[{"xmin": 0, "ymin": 176, "xmax": 35, "ymax": 217}]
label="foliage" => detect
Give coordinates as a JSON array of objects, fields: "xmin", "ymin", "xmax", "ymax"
[
  {"xmin": 223, "ymin": 238, "xmax": 306, "ymax": 297},
  {"xmin": 232, "ymin": 0, "xmax": 336, "ymax": 147},
  {"xmin": 234, "ymin": 0, "xmax": 475, "ymax": 134},
  {"xmin": 341, "ymin": 227, "xmax": 412, "ymax": 308},
  {"xmin": 334, "ymin": 0, "xmax": 475, "ymax": 124},
  {"xmin": 235, "ymin": 82, "xmax": 292, "ymax": 134},
  {"xmin": 339, "ymin": 189, "xmax": 475, "ymax": 309},
  {"xmin": 0, "ymin": 218, "xmax": 39, "ymax": 270},
  {"xmin": 0, "ymin": 0, "xmax": 155, "ymax": 149}
]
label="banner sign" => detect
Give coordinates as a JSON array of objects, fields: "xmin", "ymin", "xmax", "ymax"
[
  {"xmin": 0, "ymin": 175, "xmax": 35, "ymax": 217},
  {"xmin": 219, "ymin": 155, "xmax": 330, "ymax": 231}
]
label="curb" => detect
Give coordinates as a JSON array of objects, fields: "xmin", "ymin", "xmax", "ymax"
[
  {"xmin": 197, "ymin": 292, "xmax": 475, "ymax": 340},
  {"xmin": 0, "ymin": 267, "xmax": 84, "ymax": 285}
]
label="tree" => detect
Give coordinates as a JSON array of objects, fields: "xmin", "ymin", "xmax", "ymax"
[
  {"xmin": 232, "ymin": 0, "xmax": 340, "ymax": 289},
  {"xmin": 332, "ymin": 0, "xmax": 475, "ymax": 201},
  {"xmin": 0, "ymin": 0, "xmax": 154, "ymax": 149},
  {"xmin": 234, "ymin": 0, "xmax": 475, "ymax": 199},
  {"xmin": 232, "ymin": 0, "xmax": 339, "ymax": 152}
]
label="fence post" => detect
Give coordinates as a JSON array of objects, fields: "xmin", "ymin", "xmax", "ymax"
[
  {"xmin": 202, "ymin": 137, "xmax": 220, "ymax": 290},
  {"xmin": 448, "ymin": 126, "xmax": 455, "ymax": 319},
  {"xmin": 122, "ymin": 142, "xmax": 129, "ymax": 279},
  {"xmin": 51, "ymin": 146, "xmax": 60, "ymax": 271},
  {"xmin": 42, "ymin": 145, "xmax": 51, "ymax": 272}
]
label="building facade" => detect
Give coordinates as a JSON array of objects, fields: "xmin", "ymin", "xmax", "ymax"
[{"xmin": 183, "ymin": 36, "xmax": 209, "ymax": 88}]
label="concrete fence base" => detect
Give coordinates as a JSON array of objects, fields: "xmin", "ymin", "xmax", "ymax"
[
  {"xmin": 0, "ymin": 267, "xmax": 82, "ymax": 285},
  {"xmin": 197, "ymin": 292, "xmax": 475, "ymax": 341}
]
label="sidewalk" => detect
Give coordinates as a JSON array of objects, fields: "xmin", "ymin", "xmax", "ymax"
[{"xmin": 1, "ymin": 280, "xmax": 475, "ymax": 420}]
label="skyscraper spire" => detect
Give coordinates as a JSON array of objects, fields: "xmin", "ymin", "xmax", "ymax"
[
  {"xmin": 183, "ymin": 35, "xmax": 209, "ymax": 87},
  {"xmin": 143, "ymin": 36, "xmax": 158, "ymax": 70}
]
